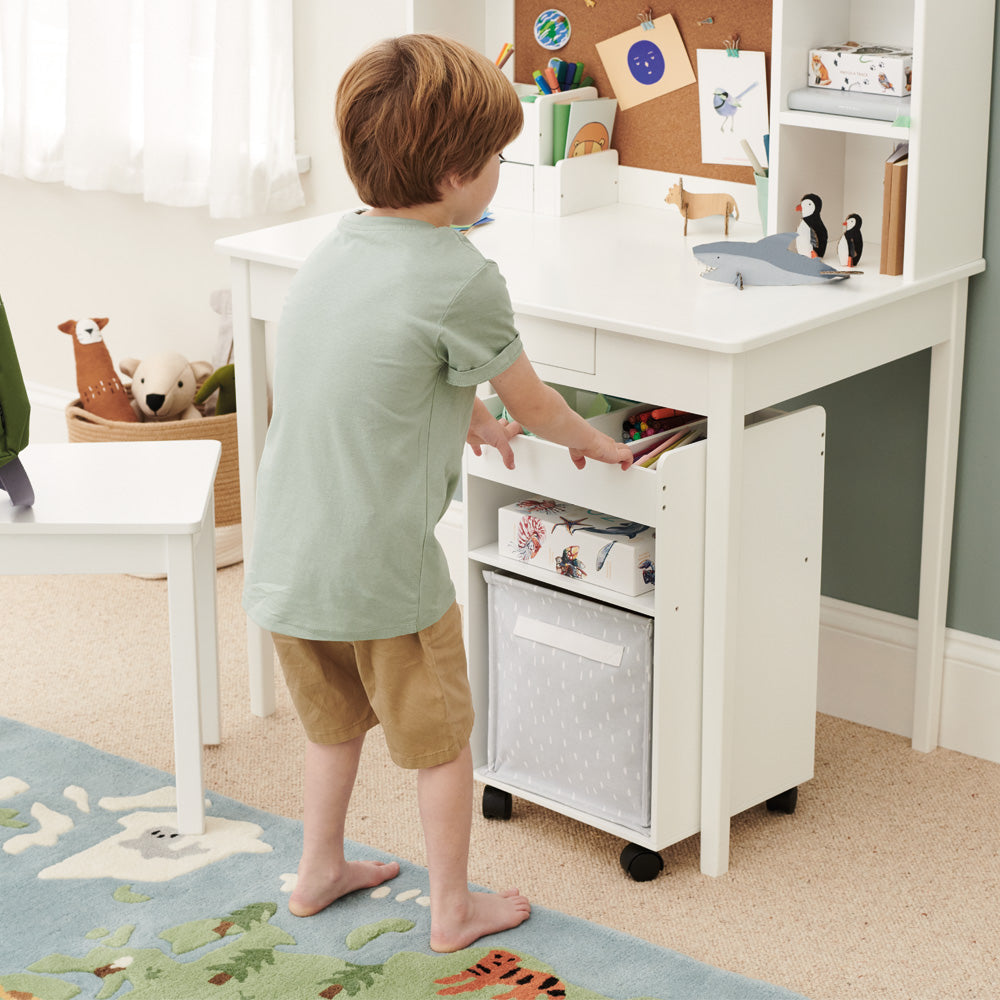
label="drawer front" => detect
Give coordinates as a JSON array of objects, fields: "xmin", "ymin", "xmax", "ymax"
[{"xmin": 515, "ymin": 314, "xmax": 596, "ymax": 374}]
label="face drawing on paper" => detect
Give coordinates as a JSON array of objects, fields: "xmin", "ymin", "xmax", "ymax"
[
  {"xmin": 595, "ymin": 14, "xmax": 695, "ymax": 111},
  {"xmin": 627, "ymin": 38, "xmax": 665, "ymax": 85}
]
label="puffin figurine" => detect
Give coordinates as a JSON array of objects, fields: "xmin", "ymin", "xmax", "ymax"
[
  {"xmin": 795, "ymin": 193, "xmax": 828, "ymax": 258},
  {"xmin": 837, "ymin": 213, "xmax": 863, "ymax": 267}
]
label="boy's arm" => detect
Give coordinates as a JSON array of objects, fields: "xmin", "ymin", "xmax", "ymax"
[
  {"xmin": 466, "ymin": 395, "xmax": 522, "ymax": 470},
  {"xmin": 490, "ymin": 354, "xmax": 633, "ymax": 470}
]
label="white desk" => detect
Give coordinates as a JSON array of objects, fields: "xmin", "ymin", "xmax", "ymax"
[
  {"xmin": 217, "ymin": 203, "xmax": 979, "ymax": 874},
  {"xmin": 0, "ymin": 441, "xmax": 221, "ymax": 835}
]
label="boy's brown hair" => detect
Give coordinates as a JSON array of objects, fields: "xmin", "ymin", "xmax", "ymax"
[{"xmin": 336, "ymin": 34, "xmax": 523, "ymax": 209}]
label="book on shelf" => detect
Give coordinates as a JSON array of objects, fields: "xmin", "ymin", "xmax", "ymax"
[{"xmin": 880, "ymin": 142, "xmax": 909, "ymax": 276}]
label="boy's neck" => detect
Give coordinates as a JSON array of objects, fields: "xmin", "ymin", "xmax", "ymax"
[{"xmin": 364, "ymin": 203, "xmax": 454, "ymax": 228}]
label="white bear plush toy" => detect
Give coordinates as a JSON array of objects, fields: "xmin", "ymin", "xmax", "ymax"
[{"xmin": 119, "ymin": 352, "xmax": 213, "ymax": 422}]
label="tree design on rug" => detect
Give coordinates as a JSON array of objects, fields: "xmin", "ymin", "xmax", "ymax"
[
  {"xmin": 7, "ymin": 903, "xmax": 633, "ymax": 1000},
  {"xmin": 0, "ymin": 807, "xmax": 29, "ymax": 829}
]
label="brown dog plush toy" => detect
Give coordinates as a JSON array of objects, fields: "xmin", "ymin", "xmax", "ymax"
[{"xmin": 59, "ymin": 317, "xmax": 138, "ymax": 422}]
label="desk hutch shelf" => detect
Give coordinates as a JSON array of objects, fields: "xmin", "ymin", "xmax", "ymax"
[{"xmin": 770, "ymin": 0, "xmax": 993, "ymax": 281}]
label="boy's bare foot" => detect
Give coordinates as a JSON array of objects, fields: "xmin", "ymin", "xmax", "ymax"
[
  {"xmin": 288, "ymin": 859, "xmax": 401, "ymax": 917},
  {"xmin": 430, "ymin": 888, "xmax": 531, "ymax": 953}
]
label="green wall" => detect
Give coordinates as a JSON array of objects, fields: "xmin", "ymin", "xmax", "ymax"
[{"xmin": 782, "ymin": 11, "xmax": 1000, "ymax": 640}]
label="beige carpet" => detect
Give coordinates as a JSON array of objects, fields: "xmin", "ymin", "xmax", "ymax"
[{"xmin": 2, "ymin": 566, "xmax": 998, "ymax": 1000}]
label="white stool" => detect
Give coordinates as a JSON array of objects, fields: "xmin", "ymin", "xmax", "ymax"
[{"xmin": 0, "ymin": 440, "xmax": 221, "ymax": 835}]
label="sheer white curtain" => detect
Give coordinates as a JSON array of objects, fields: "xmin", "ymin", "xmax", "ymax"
[{"xmin": 0, "ymin": 0, "xmax": 304, "ymax": 218}]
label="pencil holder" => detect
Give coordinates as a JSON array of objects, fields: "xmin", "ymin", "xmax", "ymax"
[
  {"xmin": 755, "ymin": 174, "xmax": 769, "ymax": 236},
  {"xmin": 494, "ymin": 150, "xmax": 619, "ymax": 216}
]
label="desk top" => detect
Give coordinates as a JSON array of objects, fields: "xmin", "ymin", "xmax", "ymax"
[
  {"xmin": 216, "ymin": 203, "xmax": 984, "ymax": 355},
  {"xmin": 0, "ymin": 441, "xmax": 221, "ymax": 534}
]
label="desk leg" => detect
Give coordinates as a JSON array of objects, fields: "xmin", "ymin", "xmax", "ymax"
[
  {"xmin": 196, "ymin": 500, "xmax": 220, "ymax": 747},
  {"xmin": 231, "ymin": 259, "xmax": 276, "ymax": 718},
  {"xmin": 166, "ymin": 533, "xmax": 207, "ymax": 836},
  {"xmin": 700, "ymin": 356, "xmax": 745, "ymax": 876},
  {"xmin": 912, "ymin": 281, "xmax": 968, "ymax": 752}
]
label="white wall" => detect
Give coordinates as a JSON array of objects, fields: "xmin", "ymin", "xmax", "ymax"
[{"xmin": 0, "ymin": 0, "xmax": 406, "ymax": 395}]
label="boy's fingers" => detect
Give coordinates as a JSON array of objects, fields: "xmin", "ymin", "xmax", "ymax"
[{"xmin": 498, "ymin": 438, "xmax": 516, "ymax": 469}]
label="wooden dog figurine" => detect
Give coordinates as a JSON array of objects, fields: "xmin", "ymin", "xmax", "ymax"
[{"xmin": 666, "ymin": 178, "xmax": 739, "ymax": 235}]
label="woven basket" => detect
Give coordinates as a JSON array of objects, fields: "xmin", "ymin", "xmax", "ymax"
[{"xmin": 65, "ymin": 397, "xmax": 241, "ymax": 528}]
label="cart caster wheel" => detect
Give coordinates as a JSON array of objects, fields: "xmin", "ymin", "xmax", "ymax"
[
  {"xmin": 482, "ymin": 785, "xmax": 513, "ymax": 820},
  {"xmin": 620, "ymin": 843, "xmax": 664, "ymax": 882},
  {"xmin": 766, "ymin": 787, "xmax": 798, "ymax": 814}
]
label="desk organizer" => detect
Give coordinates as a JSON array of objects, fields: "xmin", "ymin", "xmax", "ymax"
[
  {"xmin": 483, "ymin": 569, "xmax": 654, "ymax": 835},
  {"xmin": 504, "ymin": 85, "xmax": 601, "ymax": 167},
  {"xmin": 494, "ymin": 150, "xmax": 619, "ymax": 216}
]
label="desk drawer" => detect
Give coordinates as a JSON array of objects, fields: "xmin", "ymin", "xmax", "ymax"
[{"xmin": 516, "ymin": 314, "xmax": 596, "ymax": 375}]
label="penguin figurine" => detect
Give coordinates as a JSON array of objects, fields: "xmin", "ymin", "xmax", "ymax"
[
  {"xmin": 795, "ymin": 193, "xmax": 828, "ymax": 258},
  {"xmin": 837, "ymin": 213, "xmax": 863, "ymax": 267},
  {"xmin": 795, "ymin": 214, "xmax": 813, "ymax": 257}
]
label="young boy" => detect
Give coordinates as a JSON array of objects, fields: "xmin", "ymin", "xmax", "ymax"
[{"xmin": 243, "ymin": 33, "xmax": 633, "ymax": 954}]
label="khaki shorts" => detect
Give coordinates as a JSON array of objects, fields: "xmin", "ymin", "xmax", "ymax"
[{"xmin": 271, "ymin": 602, "xmax": 473, "ymax": 768}]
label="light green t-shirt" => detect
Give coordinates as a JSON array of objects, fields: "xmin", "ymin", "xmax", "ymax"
[{"xmin": 243, "ymin": 212, "xmax": 523, "ymax": 640}]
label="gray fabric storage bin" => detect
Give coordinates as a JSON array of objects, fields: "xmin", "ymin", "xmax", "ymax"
[{"xmin": 483, "ymin": 570, "xmax": 654, "ymax": 834}]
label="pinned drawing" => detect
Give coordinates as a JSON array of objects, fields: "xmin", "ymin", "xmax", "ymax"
[
  {"xmin": 713, "ymin": 82, "xmax": 757, "ymax": 131},
  {"xmin": 594, "ymin": 14, "xmax": 695, "ymax": 110},
  {"xmin": 696, "ymin": 47, "xmax": 768, "ymax": 168},
  {"xmin": 534, "ymin": 9, "xmax": 572, "ymax": 50}
]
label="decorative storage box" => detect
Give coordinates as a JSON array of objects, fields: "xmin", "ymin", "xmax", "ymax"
[
  {"xmin": 808, "ymin": 43, "xmax": 913, "ymax": 97},
  {"xmin": 483, "ymin": 570, "xmax": 654, "ymax": 835},
  {"xmin": 498, "ymin": 496, "xmax": 654, "ymax": 597}
]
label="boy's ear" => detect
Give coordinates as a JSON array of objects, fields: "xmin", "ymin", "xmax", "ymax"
[{"xmin": 439, "ymin": 171, "xmax": 464, "ymax": 196}]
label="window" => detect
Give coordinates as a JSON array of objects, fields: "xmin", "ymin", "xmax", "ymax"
[{"xmin": 0, "ymin": 0, "xmax": 304, "ymax": 218}]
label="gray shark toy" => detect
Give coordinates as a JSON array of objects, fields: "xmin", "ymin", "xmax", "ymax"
[{"xmin": 693, "ymin": 233, "xmax": 858, "ymax": 289}]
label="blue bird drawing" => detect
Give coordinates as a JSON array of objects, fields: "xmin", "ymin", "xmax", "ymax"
[{"xmin": 712, "ymin": 81, "xmax": 758, "ymax": 132}]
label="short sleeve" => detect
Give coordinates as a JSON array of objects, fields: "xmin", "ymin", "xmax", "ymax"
[{"xmin": 439, "ymin": 260, "xmax": 523, "ymax": 386}]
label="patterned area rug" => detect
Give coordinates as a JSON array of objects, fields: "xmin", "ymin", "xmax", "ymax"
[{"xmin": 0, "ymin": 718, "xmax": 808, "ymax": 1000}]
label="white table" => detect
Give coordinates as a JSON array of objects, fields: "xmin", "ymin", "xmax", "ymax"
[
  {"xmin": 0, "ymin": 440, "xmax": 221, "ymax": 835},
  {"xmin": 217, "ymin": 203, "xmax": 979, "ymax": 874}
]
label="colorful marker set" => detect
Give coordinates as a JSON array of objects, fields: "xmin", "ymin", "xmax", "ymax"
[
  {"xmin": 621, "ymin": 407, "xmax": 695, "ymax": 442},
  {"xmin": 532, "ymin": 58, "xmax": 593, "ymax": 95}
]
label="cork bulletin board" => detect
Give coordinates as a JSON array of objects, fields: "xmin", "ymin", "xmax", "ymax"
[{"xmin": 513, "ymin": 1, "xmax": 772, "ymax": 183}]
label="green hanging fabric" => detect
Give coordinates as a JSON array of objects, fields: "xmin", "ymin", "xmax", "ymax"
[{"xmin": 0, "ymin": 295, "xmax": 35, "ymax": 506}]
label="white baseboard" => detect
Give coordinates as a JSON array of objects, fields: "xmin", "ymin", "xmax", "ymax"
[
  {"xmin": 440, "ymin": 500, "xmax": 1000, "ymax": 766},
  {"xmin": 819, "ymin": 596, "xmax": 1000, "ymax": 763},
  {"xmin": 25, "ymin": 381, "xmax": 75, "ymax": 443}
]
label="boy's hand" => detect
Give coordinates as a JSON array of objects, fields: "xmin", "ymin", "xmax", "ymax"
[
  {"xmin": 568, "ymin": 433, "xmax": 634, "ymax": 471},
  {"xmin": 467, "ymin": 398, "xmax": 522, "ymax": 470}
]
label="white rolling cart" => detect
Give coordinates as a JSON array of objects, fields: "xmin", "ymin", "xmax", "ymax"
[{"xmin": 465, "ymin": 403, "xmax": 826, "ymax": 879}]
